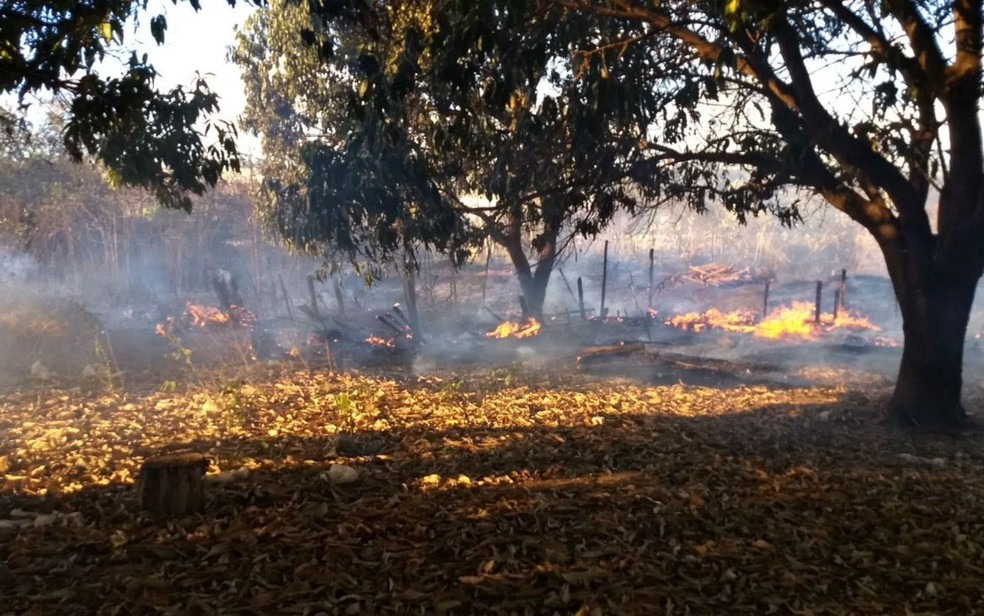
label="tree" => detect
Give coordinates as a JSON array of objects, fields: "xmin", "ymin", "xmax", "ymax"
[
  {"xmin": 234, "ymin": 0, "xmax": 673, "ymax": 319},
  {"xmin": 0, "ymin": 0, "xmax": 245, "ymax": 209},
  {"xmin": 306, "ymin": 0, "xmax": 984, "ymax": 429}
]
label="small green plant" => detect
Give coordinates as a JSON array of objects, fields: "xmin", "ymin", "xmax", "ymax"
[
  {"xmin": 332, "ymin": 391, "xmax": 360, "ymax": 432},
  {"xmin": 91, "ymin": 334, "xmax": 118, "ymax": 391},
  {"xmin": 155, "ymin": 320, "xmax": 194, "ymax": 371},
  {"xmin": 440, "ymin": 380, "xmax": 464, "ymax": 394},
  {"xmin": 159, "ymin": 380, "xmax": 177, "ymax": 393},
  {"xmin": 217, "ymin": 380, "xmax": 258, "ymax": 429},
  {"xmin": 489, "ymin": 365, "xmax": 519, "ymax": 388}
]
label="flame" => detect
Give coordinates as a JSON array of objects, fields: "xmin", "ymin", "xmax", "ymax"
[
  {"xmin": 819, "ymin": 310, "xmax": 880, "ymax": 331},
  {"xmin": 485, "ymin": 317, "xmax": 541, "ymax": 339},
  {"xmin": 185, "ymin": 304, "xmax": 231, "ymax": 327},
  {"xmin": 665, "ymin": 301, "xmax": 881, "ymax": 341},
  {"xmin": 365, "ymin": 336, "xmax": 395, "ymax": 348},
  {"xmin": 664, "ymin": 308, "xmax": 756, "ymax": 334},
  {"xmin": 753, "ymin": 303, "xmax": 817, "ymax": 340}
]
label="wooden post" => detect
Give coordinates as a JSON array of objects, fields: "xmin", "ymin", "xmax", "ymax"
[
  {"xmin": 839, "ymin": 269, "xmax": 847, "ymax": 310},
  {"xmin": 481, "ymin": 243, "xmax": 492, "ymax": 305},
  {"xmin": 833, "ymin": 289, "xmax": 842, "ymax": 319},
  {"xmin": 137, "ymin": 453, "xmax": 209, "ymax": 515},
  {"xmin": 449, "ymin": 256, "xmax": 457, "ymax": 305},
  {"xmin": 577, "ymin": 277, "xmax": 586, "ymax": 320},
  {"xmin": 763, "ymin": 278, "xmax": 771, "ymax": 320},
  {"xmin": 600, "ymin": 240, "xmax": 609, "ymax": 320},
  {"xmin": 762, "ymin": 278, "xmax": 772, "ymax": 319},
  {"xmin": 647, "ymin": 248, "xmax": 655, "ymax": 308},
  {"xmin": 815, "ymin": 280, "xmax": 823, "ymax": 324}
]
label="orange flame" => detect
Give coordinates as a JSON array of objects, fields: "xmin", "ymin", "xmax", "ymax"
[
  {"xmin": 665, "ymin": 301, "xmax": 881, "ymax": 341},
  {"xmin": 485, "ymin": 318, "xmax": 542, "ymax": 339},
  {"xmin": 185, "ymin": 304, "xmax": 231, "ymax": 327},
  {"xmin": 753, "ymin": 303, "xmax": 817, "ymax": 340},
  {"xmin": 365, "ymin": 336, "xmax": 395, "ymax": 348},
  {"xmin": 664, "ymin": 308, "xmax": 756, "ymax": 334}
]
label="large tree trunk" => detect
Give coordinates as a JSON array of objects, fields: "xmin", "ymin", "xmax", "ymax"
[
  {"xmin": 500, "ymin": 221, "xmax": 558, "ymax": 320},
  {"xmin": 886, "ymin": 250, "xmax": 978, "ymax": 429}
]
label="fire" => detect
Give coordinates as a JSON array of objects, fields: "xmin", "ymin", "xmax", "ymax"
[
  {"xmin": 185, "ymin": 304, "xmax": 231, "ymax": 327},
  {"xmin": 485, "ymin": 317, "xmax": 542, "ymax": 339},
  {"xmin": 753, "ymin": 303, "xmax": 817, "ymax": 340},
  {"xmin": 365, "ymin": 336, "xmax": 395, "ymax": 348},
  {"xmin": 819, "ymin": 310, "xmax": 880, "ymax": 331},
  {"xmin": 664, "ymin": 308, "xmax": 756, "ymax": 334},
  {"xmin": 665, "ymin": 301, "xmax": 881, "ymax": 341}
]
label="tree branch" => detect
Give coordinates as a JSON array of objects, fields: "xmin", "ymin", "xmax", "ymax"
[
  {"xmin": 770, "ymin": 15, "xmax": 930, "ymax": 234},
  {"xmin": 883, "ymin": 0, "xmax": 951, "ymax": 95},
  {"xmin": 816, "ymin": 0, "xmax": 939, "ymax": 197}
]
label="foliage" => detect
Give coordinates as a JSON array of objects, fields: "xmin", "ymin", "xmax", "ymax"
[
  {"xmin": 0, "ymin": 125, "xmax": 261, "ymax": 298},
  {"xmin": 0, "ymin": 0, "xmax": 246, "ymax": 209},
  {"xmin": 232, "ymin": 0, "xmax": 668, "ymax": 301},
  {"xmin": 2, "ymin": 368, "xmax": 984, "ymax": 612},
  {"xmin": 302, "ymin": 0, "xmax": 984, "ymax": 427}
]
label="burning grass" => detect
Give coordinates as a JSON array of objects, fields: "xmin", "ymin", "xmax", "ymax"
[
  {"xmin": 183, "ymin": 303, "xmax": 232, "ymax": 327},
  {"xmin": 485, "ymin": 317, "xmax": 542, "ymax": 339},
  {"xmin": 666, "ymin": 301, "xmax": 881, "ymax": 341},
  {"xmin": 1, "ymin": 367, "xmax": 983, "ymax": 614}
]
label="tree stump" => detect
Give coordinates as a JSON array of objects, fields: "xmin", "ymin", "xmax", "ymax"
[{"xmin": 137, "ymin": 453, "xmax": 210, "ymax": 515}]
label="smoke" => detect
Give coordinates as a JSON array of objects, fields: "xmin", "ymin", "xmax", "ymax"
[{"xmin": 0, "ymin": 248, "xmax": 38, "ymax": 284}]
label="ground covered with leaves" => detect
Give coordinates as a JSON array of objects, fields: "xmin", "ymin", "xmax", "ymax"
[{"xmin": 1, "ymin": 366, "xmax": 983, "ymax": 615}]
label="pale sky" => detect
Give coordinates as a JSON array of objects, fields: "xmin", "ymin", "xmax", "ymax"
[{"xmin": 128, "ymin": 0, "xmax": 258, "ymax": 153}]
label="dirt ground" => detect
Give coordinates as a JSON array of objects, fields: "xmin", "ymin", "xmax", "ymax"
[
  {"xmin": 3, "ymin": 269, "xmax": 984, "ymax": 614},
  {"xmin": 2, "ymin": 351, "xmax": 984, "ymax": 614}
]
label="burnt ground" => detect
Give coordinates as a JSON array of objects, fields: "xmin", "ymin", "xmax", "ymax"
[{"xmin": 2, "ymin": 269, "xmax": 984, "ymax": 614}]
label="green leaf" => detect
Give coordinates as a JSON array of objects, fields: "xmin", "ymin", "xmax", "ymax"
[{"xmin": 150, "ymin": 15, "xmax": 167, "ymax": 45}]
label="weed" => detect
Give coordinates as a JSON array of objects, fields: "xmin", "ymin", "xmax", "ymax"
[
  {"xmin": 332, "ymin": 391, "xmax": 361, "ymax": 432},
  {"xmin": 155, "ymin": 320, "xmax": 194, "ymax": 371},
  {"xmin": 91, "ymin": 334, "xmax": 118, "ymax": 391}
]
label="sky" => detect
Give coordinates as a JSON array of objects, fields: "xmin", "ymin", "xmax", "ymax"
[{"xmin": 128, "ymin": 0, "xmax": 259, "ymax": 153}]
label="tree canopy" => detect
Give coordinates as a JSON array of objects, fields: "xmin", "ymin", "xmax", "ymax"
[
  {"xmin": 290, "ymin": 0, "xmax": 984, "ymax": 429},
  {"xmin": 234, "ymin": 0, "xmax": 716, "ymax": 316},
  {"xmin": 0, "ymin": 0, "xmax": 246, "ymax": 209}
]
